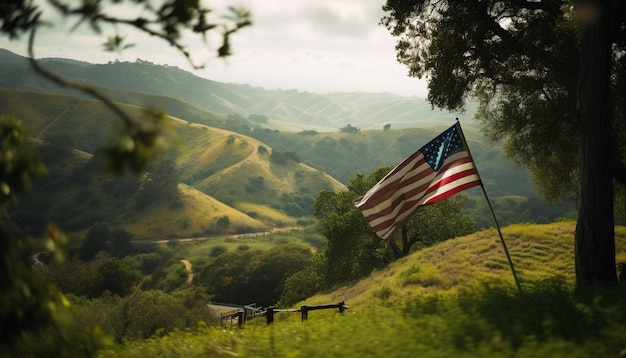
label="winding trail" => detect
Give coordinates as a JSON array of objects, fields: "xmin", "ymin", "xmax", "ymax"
[
  {"xmin": 153, "ymin": 226, "xmax": 302, "ymax": 244},
  {"xmin": 37, "ymin": 107, "xmax": 71, "ymax": 139},
  {"xmin": 180, "ymin": 259, "xmax": 193, "ymax": 284}
]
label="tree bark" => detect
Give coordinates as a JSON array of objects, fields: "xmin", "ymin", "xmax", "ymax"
[{"xmin": 575, "ymin": 0, "xmax": 617, "ymax": 286}]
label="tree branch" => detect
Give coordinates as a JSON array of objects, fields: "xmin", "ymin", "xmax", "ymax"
[
  {"xmin": 516, "ymin": 0, "xmax": 562, "ymax": 12},
  {"xmin": 27, "ymin": 25, "xmax": 138, "ymax": 129}
]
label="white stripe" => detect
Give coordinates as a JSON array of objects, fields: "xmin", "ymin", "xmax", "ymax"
[{"xmin": 361, "ymin": 170, "xmax": 436, "ymax": 220}]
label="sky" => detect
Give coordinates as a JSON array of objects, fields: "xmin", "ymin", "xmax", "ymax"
[{"xmin": 0, "ymin": 0, "xmax": 429, "ymax": 98}]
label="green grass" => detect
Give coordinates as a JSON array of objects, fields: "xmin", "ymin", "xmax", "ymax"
[
  {"xmin": 96, "ymin": 282, "xmax": 626, "ymax": 358},
  {"xmin": 301, "ymin": 221, "xmax": 626, "ymax": 307},
  {"xmin": 169, "ymin": 226, "xmax": 323, "ymax": 268}
]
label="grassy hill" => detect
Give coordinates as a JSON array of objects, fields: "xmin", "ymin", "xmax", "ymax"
[
  {"xmin": 2, "ymin": 85, "xmax": 573, "ymax": 238},
  {"xmin": 4, "ymin": 89, "xmax": 345, "ymax": 239},
  {"xmin": 12, "ymin": 142, "xmax": 269, "ymax": 240},
  {"xmin": 300, "ymin": 221, "xmax": 626, "ymax": 307}
]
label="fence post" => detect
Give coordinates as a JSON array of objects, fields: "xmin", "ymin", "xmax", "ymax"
[
  {"xmin": 237, "ymin": 310, "xmax": 244, "ymax": 327},
  {"xmin": 338, "ymin": 301, "xmax": 345, "ymax": 314},
  {"xmin": 301, "ymin": 305, "xmax": 308, "ymax": 321},
  {"xmin": 266, "ymin": 306, "xmax": 274, "ymax": 325}
]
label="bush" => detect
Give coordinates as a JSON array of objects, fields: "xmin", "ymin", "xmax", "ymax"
[{"xmin": 209, "ymin": 246, "xmax": 227, "ymax": 257}]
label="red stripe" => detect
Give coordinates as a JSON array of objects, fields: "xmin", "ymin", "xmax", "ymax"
[
  {"xmin": 424, "ymin": 168, "xmax": 479, "ymax": 196},
  {"xmin": 423, "ymin": 180, "xmax": 481, "ymax": 205},
  {"xmin": 435, "ymin": 155, "xmax": 473, "ymax": 174},
  {"xmin": 370, "ymin": 200, "xmax": 420, "ymax": 234}
]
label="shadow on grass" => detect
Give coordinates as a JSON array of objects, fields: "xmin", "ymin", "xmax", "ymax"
[{"xmin": 403, "ymin": 277, "xmax": 626, "ymax": 352}]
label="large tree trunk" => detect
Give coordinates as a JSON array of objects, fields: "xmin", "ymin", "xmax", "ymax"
[{"xmin": 575, "ymin": 0, "xmax": 617, "ymax": 286}]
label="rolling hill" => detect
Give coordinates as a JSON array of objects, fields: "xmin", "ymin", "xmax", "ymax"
[
  {"xmin": 0, "ymin": 49, "xmax": 463, "ymax": 132},
  {"xmin": 301, "ymin": 221, "xmax": 626, "ymax": 307},
  {"xmin": 0, "ymin": 49, "xmax": 576, "ymax": 238},
  {"xmin": 3, "ymin": 89, "xmax": 345, "ymax": 239}
]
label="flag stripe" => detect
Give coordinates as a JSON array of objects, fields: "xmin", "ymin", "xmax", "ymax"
[
  {"xmin": 354, "ymin": 122, "xmax": 482, "ymax": 241},
  {"xmin": 356, "ymin": 153, "xmax": 429, "ymax": 206}
]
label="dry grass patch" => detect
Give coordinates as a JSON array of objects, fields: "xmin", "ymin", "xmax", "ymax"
[{"xmin": 124, "ymin": 184, "xmax": 267, "ymax": 240}]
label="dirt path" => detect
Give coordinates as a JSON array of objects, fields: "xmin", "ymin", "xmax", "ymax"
[
  {"xmin": 37, "ymin": 107, "xmax": 71, "ymax": 139},
  {"xmin": 154, "ymin": 226, "xmax": 302, "ymax": 244},
  {"xmin": 181, "ymin": 259, "xmax": 193, "ymax": 284}
]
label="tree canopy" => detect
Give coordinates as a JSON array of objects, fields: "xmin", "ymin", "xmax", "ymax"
[{"xmin": 382, "ymin": 0, "xmax": 626, "ymax": 286}]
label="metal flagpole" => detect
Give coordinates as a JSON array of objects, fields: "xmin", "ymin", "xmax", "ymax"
[{"xmin": 455, "ymin": 119, "xmax": 523, "ymax": 294}]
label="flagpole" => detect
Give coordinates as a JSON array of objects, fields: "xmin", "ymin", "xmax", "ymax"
[{"xmin": 455, "ymin": 119, "xmax": 523, "ymax": 294}]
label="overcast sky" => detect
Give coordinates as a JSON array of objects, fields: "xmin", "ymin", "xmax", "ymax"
[{"xmin": 0, "ymin": 0, "xmax": 428, "ymax": 98}]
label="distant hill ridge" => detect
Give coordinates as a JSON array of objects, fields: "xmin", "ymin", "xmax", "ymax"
[{"xmin": 0, "ymin": 49, "xmax": 466, "ymax": 132}]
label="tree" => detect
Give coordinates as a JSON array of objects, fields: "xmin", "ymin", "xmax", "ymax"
[
  {"xmin": 111, "ymin": 228, "xmax": 134, "ymax": 258},
  {"xmin": 388, "ymin": 195, "xmax": 476, "ymax": 258},
  {"xmin": 197, "ymin": 244, "xmax": 311, "ymax": 306},
  {"xmin": 339, "ymin": 123, "xmax": 360, "ymax": 133},
  {"xmin": 135, "ymin": 159, "xmax": 181, "ymax": 208},
  {"xmin": 79, "ymin": 222, "xmax": 112, "ymax": 261},
  {"xmin": 381, "ymin": 0, "xmax": 626, "ymax": 286}
]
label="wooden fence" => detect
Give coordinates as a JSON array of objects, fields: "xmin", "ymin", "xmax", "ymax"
[{"xmin": 220, "ymin": 301, "xmax": 348, "ymax": 326}]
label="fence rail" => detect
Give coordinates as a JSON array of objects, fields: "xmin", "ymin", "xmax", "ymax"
[{"xmin": 219, "ymin": 301, "xmax": 348, "ymax": 326}]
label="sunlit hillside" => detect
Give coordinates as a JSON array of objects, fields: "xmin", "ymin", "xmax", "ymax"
[
  {"xmin": 301, "ymin": 221, "xmax": 626, "ymax": 307},
  {"xmin": 121, "ymin": 183, "xmax": 268, "ymax": 240},
  {"xmin": 3, "ymin": 89, "xmax": 347, "ymax": 237}
]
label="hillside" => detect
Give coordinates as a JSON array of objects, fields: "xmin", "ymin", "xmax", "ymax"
[
  {"xmin": 1, "ymin": 85, "xmax": 574, "ymax": 236},
  {"xmin": 0, "ymin": 48, "xmax": 576, "ymax": 234},
  {"xmin": 248, "ymin": 125, "xmax": 576, "ymax": 227},
  {"xmin": 0, "ymin": 49, "xmax": 461, "ymax": 131},
  {"xmin": 302, "ymin": 221, "xmax": 626, "ymax": 307},
  {"xmin": 4, "ymin": 90, "xmax": 345, "ymax": 238}
]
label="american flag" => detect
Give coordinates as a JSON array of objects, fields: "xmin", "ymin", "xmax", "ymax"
[{"xmin": 354, "ymin": 122, "xmax": 481, "ymax": 241}]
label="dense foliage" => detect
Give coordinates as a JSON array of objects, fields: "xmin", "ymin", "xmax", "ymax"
[
  {"xmin": 0, "ymin": 1, "xmax": 252, "ymax": 355},
  {"xmin": 198, "ymin": 244, "xmax": 313, "ymax": 306}
]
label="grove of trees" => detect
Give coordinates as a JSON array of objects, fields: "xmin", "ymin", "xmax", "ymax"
[{"xmin": 382, "ymin": 0, "xmax": 626, "ymax": 286}]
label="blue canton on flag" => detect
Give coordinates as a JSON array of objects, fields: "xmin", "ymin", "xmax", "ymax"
[{"xmin": 421, "ymin": 125, "xmax": 465, "ymax": 171}]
